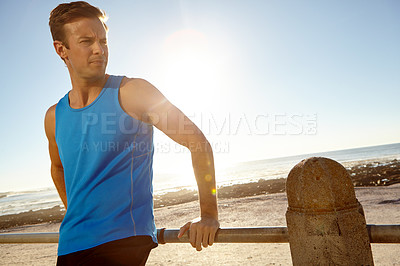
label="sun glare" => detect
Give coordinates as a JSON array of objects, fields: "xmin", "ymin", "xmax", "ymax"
[
  {"xmin": 160, "ymin": 29, "xmax": 225, "ymax": 111},
  {"xmin": 154, "ymin": 29, "xmax": 231, "ymax": 185}
]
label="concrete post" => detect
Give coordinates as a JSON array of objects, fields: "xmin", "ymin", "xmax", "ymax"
[{"xmin": 286, "ymin": 157, "xmax": 374, "ymax": 266}]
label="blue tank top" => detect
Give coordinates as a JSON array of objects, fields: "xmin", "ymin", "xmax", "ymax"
[{"xmin": 55, "ymin": 75, "xmax": 157, "ymax": 256}]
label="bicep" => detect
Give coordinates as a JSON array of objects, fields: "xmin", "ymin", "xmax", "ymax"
[
  {"xmin": 44, "ymin": 105, "xmax": 63, "ymax": 169},
  {"xmin": 152, "ymin": 101, "xmax": 206, "ymax": 148},
  {"xmin": 48, "ymin": 140, "xmax": 63, "ymax": 169},
  {"xmin": 122, "ymin": 78, "xmax": 207, "ymax": 147}
]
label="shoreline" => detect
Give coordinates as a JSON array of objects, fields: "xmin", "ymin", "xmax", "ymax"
[
  {"xmin": 1, "ymin": 158, "xmax": 399, "ymax": 230},
  {"xmin": 1, "ymin": 184, "xmax": 400, "ymax": 265}
]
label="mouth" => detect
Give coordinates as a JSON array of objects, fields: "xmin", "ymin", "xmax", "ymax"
[{"xmin": 89, "ymin": 58, "xmax": 106, "ymax": 65}]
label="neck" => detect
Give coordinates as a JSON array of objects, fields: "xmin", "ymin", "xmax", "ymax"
[{"xmin": 68, "ymin": 73, "xmax": 110, "ymax": 109}]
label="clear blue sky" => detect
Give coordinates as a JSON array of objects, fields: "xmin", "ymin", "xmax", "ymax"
[{"xmin": 0, "ymin": 0, "xmax": 399, "ymax": 192}]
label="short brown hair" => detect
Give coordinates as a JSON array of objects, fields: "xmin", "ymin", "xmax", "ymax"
[{"xmin": 49, "ymin": 1, "xmax": 108, "ymax": 48}]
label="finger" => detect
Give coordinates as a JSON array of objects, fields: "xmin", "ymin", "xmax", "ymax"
[
  {"xmin": 209, "ymin": 228, "xmax": 217, "ymax": 246},
  {"xmin": 178, "ymin": 223, "xmax": 190, "ymax": 238},
  {"xmin": 196, "ymin": 227, "xmax": 203, "ymax": 251},
  {"xmin": 189, "ymin": 224, "xmax": 196, "ymax": 248},
  {"xmin": 178, "ymin": 222, "xmax": 191, "ymax": 238},
  {"xmin": 202, "ymin": 228, "xmax": 210, "ymax": 248}
]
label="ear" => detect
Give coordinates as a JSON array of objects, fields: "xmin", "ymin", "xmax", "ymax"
[{"xmin": 53, "ymin": 40, "xmax": 68, "ymax": 61}]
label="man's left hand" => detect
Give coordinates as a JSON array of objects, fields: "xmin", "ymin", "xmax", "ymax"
[{"xmin": 178, "ymin": 216, "xmax": 220, "ymax": 251}]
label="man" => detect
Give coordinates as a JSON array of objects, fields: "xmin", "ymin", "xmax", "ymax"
[{"xmin": 45, "ymin": 1, "xmax": 219, "ymax": 265}]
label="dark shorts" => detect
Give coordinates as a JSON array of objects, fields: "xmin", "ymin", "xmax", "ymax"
[{"xmin": 57, "ymin": 235, "xmax": 158, "ymax": 266}]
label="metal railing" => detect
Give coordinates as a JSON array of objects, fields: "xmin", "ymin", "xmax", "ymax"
[{"xmin": 0, "ymin": 225, "xmax": 399, "ymax": 244}]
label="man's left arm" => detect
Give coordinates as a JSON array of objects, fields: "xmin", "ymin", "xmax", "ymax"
[
  {"xmin": 120, "ymin": 78, "xmax": 219, "ymax": 251},
  {"xmin": 173, "ymin": 123, "xmax": 219, "ymax": 251}
]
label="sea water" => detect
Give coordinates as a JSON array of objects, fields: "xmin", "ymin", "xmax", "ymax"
[{"xmin": 1, "ymin": 143, "xmax": 399, "ymax": 216}]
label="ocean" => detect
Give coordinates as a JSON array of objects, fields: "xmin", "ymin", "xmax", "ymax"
[{"xmin": 1, "ymin": 143, "xmax": 399, "ymax": 216}]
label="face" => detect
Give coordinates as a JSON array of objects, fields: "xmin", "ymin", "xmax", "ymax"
[{"xmin": 57, "ymin": 18, "xmax": 108, "ymax": 80}]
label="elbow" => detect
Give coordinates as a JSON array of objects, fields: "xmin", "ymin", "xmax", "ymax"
[
  {"xmin": 186, "ymin": 132, "xmax": 212, "ymax": 154},
  {"xmin": 51, "ymin": 163, "xmax": 64, "ymax": 175}
]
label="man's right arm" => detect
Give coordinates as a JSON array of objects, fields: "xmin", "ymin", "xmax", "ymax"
[{"xmin": 44, "ymin": 104, "xmax": 67, "ymax": 209}]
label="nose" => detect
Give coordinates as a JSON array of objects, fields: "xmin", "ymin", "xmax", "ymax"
[{"xmin": 93, "ymin": 40, "xmax": 105, "ymax": 55}]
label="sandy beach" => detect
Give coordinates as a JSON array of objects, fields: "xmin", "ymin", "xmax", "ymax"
[{"xmin": 1, "ymin": 159, "xmax": 399, "ymax": 265}]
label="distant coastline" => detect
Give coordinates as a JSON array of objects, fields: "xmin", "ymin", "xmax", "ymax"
[{"xmin": 1, "ymin": 158, "xmax": 398, "ymax": 230}]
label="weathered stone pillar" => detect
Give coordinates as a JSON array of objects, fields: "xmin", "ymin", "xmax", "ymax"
[{"xmin": 285, "ymin": 157, "xmax": 374, "ymax": 265}]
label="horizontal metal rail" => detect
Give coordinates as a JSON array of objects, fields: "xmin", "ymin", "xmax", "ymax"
[
  {"xmin": 157, "ymin": 227, "xmax": 289, "ymax": 244},
  {"xmin": 0, "ymin": 225, "xmax": 399, "ymax": 244}
]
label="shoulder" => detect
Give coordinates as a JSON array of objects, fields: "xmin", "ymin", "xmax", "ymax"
[
  {"xmin": 120, "ymin": 77, "xmax": 148, "ymax": 86},
  {"xmin": 45, "ymin": 104, "xmax": 57, "ymax": 122},
  {"xmin": 119, "ymin": 77, "xmax": 170, "ymax": 119},
  {"xmin": 44, "ymin": 104, "xmax": 57, "ymax": 139},
  {"xmin": 120, "ymin": 77, "xmax": 158, "ymax": 96}
]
